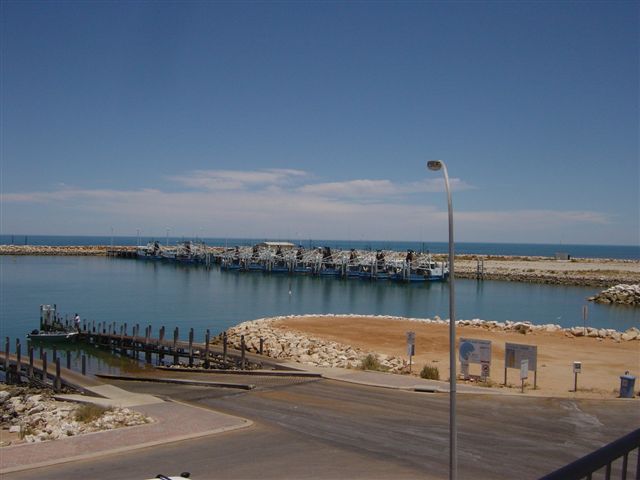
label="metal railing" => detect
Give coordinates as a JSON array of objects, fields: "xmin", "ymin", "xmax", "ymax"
[{"xmin": 540, "ymin": 428, "xmax": 640, "ymax": 480}]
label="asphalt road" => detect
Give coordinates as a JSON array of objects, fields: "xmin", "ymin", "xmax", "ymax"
[{"xmin": 5, "ymin": 377, "xmax": 639, "ymax": 480}]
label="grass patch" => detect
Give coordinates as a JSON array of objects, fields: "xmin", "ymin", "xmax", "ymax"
[
  {"xmin": 420, "ymin": 364, "xmax": 440, "ymax": 380},
  {"xmin": 19, "ymin": 425, "xmax": 35, "ymax": 439},
  {"xmin": 75, "ymin": 404, "xmax": 110, "ymax": 423},
  {"xmin": 359, "ymin": 354, "xmax": 388, "ymax": 372}
]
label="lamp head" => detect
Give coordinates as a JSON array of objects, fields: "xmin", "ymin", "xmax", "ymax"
[{"xmin": 427, "ymin": 160, "xmax": 443, "ymax": 171}]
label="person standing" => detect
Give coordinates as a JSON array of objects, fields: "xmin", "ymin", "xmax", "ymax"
[{"xmin": 74, "ymin": 313, "xmax": 81, "ymax": 332}]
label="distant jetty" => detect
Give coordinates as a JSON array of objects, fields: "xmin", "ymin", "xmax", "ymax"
[{"xmin": 1, "ymin": 244, "xmax": 639, "ymax": 288}]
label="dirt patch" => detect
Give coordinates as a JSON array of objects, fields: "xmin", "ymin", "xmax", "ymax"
[{"xmin": 275, "ymin": 315, "xmax": 640, "ymax": 399}]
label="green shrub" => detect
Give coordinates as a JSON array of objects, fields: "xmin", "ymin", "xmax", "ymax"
[
  {"xmin": 75, "ymin": 403, "xmax": 110, "ymax": 423},
  {"xmin": 420, "ymin": 364, "xmax": 440, "ymax": 380},
  {"xmin": 359, "ymin": 354, "xmax": 388, "ymax": 372}
]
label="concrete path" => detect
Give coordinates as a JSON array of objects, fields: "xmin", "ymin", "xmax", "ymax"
[{"xmin": 277, "ymin": 362, "xmax": 509, "ymax": 394}]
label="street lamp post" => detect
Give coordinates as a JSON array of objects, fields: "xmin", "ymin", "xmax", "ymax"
[{"xmin": 427, "ymin": 159, "xmax": 457, "ymax": 480}]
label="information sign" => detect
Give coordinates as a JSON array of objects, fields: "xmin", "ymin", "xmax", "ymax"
[
  {"xmin": 458, "ymin": 338, "xmax": 491, "ymax": 364},
  {"xmin": 505, "ymin": 343, "xmax": 537, "ymax": 371}
]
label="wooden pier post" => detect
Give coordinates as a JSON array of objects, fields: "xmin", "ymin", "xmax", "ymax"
[
  {"xmin": 158, "ymin": 326, "xmax": 165, "ymax": 365},
  {"xmin": 222, "ymin": 332, "xmax": 228, "ymax": 367},
  {"xmin": 188, "ymin": 328, "xmax": 194, "ymax": 367},
  {"xmin": 81, "ymin": 355, "xmax": 86, "ymax": 375},
  {"xmin": 16, "ymin": 342, "xmax": 21, "ymax": 378},
  {"xmin": 204, "ymin": 329, "xmax": 210, "ymax": 369},
  {"xmin": 28, "ymin": 347, "xmax": 34, "ymax": 378},
  {"xmin": 241, "ymin": 335, "xmax": 246, "ymax": 370},
  {"xmin": 173, "ymin": 327, "xmax": 179, "ymax": 365},
  {"xmin": 260, "ymin": 338, "xmax": 264, "ymax": 355},
  {"xmin": 55, "ymin": 358, "xmax": 61, "ymax": 392},
  {"xmin": 42, "ymin": 352, "xmax": 48, "ymax": 382},
  {"xmin": 4, "ymin": 337, "xmax": 9, "ymax": 369}
]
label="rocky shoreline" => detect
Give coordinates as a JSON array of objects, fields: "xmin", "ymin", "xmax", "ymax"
[
  {"xmin": 589, "ymin": 284, "xmax": 640, "ymax": 306},
  {"xmin": 226, "ymin": 314, "xmax": 640, "ymax": 372},
  {"xmin": 0, "ymin": 385, "xmax": 150, "ymax": 446},
  {"xmin": 0, "ymin": 245, "xmax": 119, "ymax": 256}
]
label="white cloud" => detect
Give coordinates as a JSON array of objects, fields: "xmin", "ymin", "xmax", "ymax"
[
  {"xmin": 1, "ymin": 168, "xmax": 620, "ymax": 242},
  {"xmin": 168, "ymin": 168, "xmax": 307, "ymax": 191},
  {"xmin": 298, "ymin": 178, "xmax": 474, "ymax": 200}
]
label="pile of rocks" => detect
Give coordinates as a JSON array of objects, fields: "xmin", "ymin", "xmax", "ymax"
[
  {"xmin": 589, "ymin": 284, "xmax": 640, "ymax": 306},
  {"xmin": 0, "ymin": 386, "xmax": 150, "ymax": 445},
  {"xmin": 564, "ymin": 326, "xmax": 640, "ymax": 341},
  {"xmin": 226, "ymin": 317, "xmax": 406, "ymax": 372}
]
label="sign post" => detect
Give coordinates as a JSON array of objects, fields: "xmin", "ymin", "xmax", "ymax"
[
  {"xmin": 582, "ymin": 305, "xmax": 588, "ymax": 335},
  {"xmin": 520, "ymin": 359, "xmax": 529, "ymax": 393},
  {"xmin": 505, "ymin": 343, "xmax": 538, "ymax": 388},
  {"xmin": 406, "ymin": 331, "xmax": 415, "ymax": 373},
  {"xmin": 573, "ymin": 361, "xmax": 581, "ymax": 392}
]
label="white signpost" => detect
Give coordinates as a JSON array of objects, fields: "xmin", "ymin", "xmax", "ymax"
[
  {"xmin": 520, "ymin": 359, "xmax": 529, "ymax": 393},
  {"xmin": 573, "ymin": 361, "xmax": 582, "ymax": 392},
  {"xmin": 505, "ymin": 343, "xmax": 538, "ymax": 388},
  {"xmin": 459, "ymin": 338, "xmax": 491, "ymax": 380},
  {"xmin": 406, "ymin": 331, "xmax": 415, "ymax": 372}
]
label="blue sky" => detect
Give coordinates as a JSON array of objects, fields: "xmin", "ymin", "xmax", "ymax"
[{"xmin": 1, "ymin": 1, "xmax": 638, "ymax": 245}]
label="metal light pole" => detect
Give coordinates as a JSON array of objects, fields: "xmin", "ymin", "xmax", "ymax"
[
  {"xmin": 427, "ymin": 159, "xmax": 457, "ymax": 480},
  {"xmin": 166, "ymin": 228, "xmax": 170, "ymax": 247}
]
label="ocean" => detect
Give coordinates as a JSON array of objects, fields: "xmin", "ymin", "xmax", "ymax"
[{"xmin": 1, "ymin": 235, "xmax": 639, "ymax": 260}]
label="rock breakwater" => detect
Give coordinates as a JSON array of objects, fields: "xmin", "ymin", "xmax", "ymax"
[
  {"xmin": 589, "ymin": 284, "xmax": 640, "ymax": 306},
  {"xmin": 0, "ymin": 245, "xmax": 117, "ymax": 256},
  {"xmin": 0, "ymin": 386, "xmax": 150, "ymax": 445}
]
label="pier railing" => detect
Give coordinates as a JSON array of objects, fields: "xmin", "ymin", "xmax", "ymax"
[{"xmin": 540, "ymin": 428, "xmax": 640, "ymax": 480}]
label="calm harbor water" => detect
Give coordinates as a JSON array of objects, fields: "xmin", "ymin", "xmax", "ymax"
[{"xmin": 1, "ymin": 255, "xmax": 637, "ymax": 349}]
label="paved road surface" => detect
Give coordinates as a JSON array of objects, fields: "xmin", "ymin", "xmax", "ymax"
[{"xmin": 4, "ymin": 377, "xmax": 639, "ymax": 479}]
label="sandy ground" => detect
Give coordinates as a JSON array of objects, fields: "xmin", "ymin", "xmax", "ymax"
[{"xmin": 275, "ymin": 315, "xmax": 640, "ymax": 399}]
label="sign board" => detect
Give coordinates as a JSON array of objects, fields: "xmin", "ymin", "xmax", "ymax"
[
  {"xmin": 520, "ymin": 359, "xmax": 529, "ymax": 380},
  {"xmin": 505, "ymin": 343, "xmax": 537, "ymax": 371},
  {"xmin": 406, "ymin": 331, "xmax": 415, "ymax": 356},
  {"xmin": 481, "ymin": 362, "xmax": 490, "ymax": 378},
  {"xmin": 573, "ymin": 361, "xmax": 582, "ymax": 374},
  {"xmin": 459, "ymin": 338, "xmax": 491, "ymax": 365}
]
